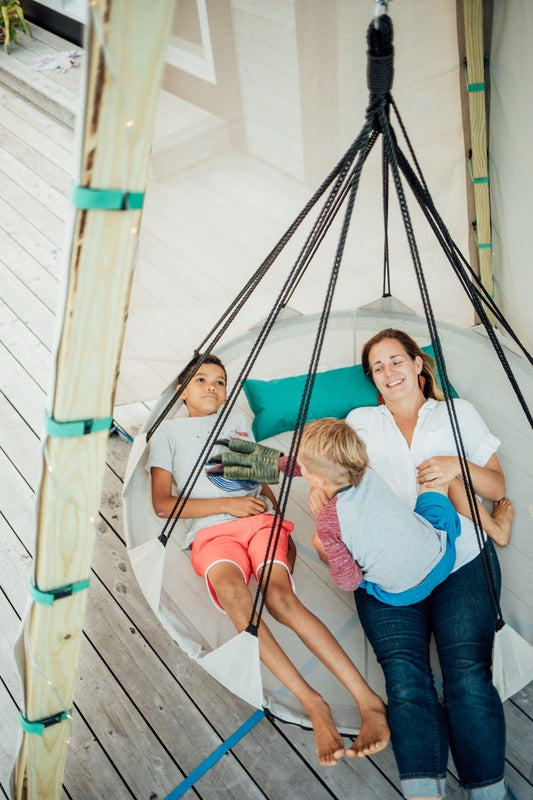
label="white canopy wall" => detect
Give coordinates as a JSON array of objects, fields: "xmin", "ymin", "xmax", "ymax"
[{"xmin": 490, "ymin": 0, "xmax": 533, "ymax": 353}]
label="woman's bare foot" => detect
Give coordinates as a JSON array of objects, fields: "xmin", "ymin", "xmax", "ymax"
[
  {"xmin": 345, "ymin": 700, "xmax": 390, "ymax": 758},
  {"xmin": 304, "ymin": 695, "xmax": 346, "ymax": 765},
  {"xmin": 488, "ymin": 498, "xmax": 514, "ymax": 547}
]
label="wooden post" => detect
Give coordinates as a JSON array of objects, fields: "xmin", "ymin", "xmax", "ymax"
[
  {"xmin": 463, "ymin": 0, "xmax": 494, "ymax": 298},
  {"xmin": 13, "ymin": 1, "xmax": 175, "ymax": 797}
]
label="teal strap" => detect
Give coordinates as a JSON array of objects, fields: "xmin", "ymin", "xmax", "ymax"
[
  {"xmin": 73, "ymin": 185, "xmax": 144, "ymax": 210},
  {"xmin": 45, "ymin": 414, "xmax": 113, "ymax": 438},
  {"xmin": 467, "ymin": 160, "xmax": 489, "ymax": 185},
  {"xmin": 472, "ymin": 222, "xmax": 492, "ymax": 251},
  {"xmin": 20, "ymin": 710, "xmax": 71, "ymax": 736},
  {"xmin": 30, "ymin": 578, "xmax": 90, "ymax": 606},
  {"xmin": 467, "ymin": 81, "xmax": 485, "ymax": 92}
]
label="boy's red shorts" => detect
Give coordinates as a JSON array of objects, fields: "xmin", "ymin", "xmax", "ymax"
[{"xmin": 190, "ymin": 512, "xmax": 295, "ymax": 610}]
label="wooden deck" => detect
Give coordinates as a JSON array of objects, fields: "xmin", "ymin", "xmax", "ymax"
[{"xmin": 1, "ymin": 24, "xmax": 532, "ymax": 800}]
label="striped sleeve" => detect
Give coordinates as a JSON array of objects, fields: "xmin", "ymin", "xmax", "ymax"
[{"xmin": 316, "ymin": 496, "xmax": 363, "ymax": 591}]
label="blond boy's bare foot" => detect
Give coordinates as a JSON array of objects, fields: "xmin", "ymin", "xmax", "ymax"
[
  {"xmin": 489, "ymin": 498, "xmax": 514, "ymax": 547},
  {"xmin": 304, "ymin": 695, "xmax": 346, "ymax": 766},
  {"xmin": 345, "ymin": 700, "xmax": 390, "ymax": 758}
]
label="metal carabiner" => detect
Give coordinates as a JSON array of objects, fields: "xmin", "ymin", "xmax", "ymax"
[{"xmin": 374, "ymin": 0, "xmax": 390, "ymax": 29}]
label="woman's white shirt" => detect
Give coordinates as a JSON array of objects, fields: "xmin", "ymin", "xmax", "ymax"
[{"xmin": 346, "ymin": 398, "xmax": 501, "ymax": 572}]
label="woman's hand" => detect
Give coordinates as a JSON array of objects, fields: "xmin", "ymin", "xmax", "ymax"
[
  {"xmin": 417, "ymin": 453, "xmax": 505, "ymax": 502},
  {"xmin": 308, "ymin": 486, "xmax": 329, "ymax": 517},
  {"xmin": 417, "ymin": 456, "xmax": 461, "ymax": 488}
]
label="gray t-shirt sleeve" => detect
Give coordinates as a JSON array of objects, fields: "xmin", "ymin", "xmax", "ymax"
[{"xmin": 146, "ymin": 425, "xmax": 174, "ymax": 474}]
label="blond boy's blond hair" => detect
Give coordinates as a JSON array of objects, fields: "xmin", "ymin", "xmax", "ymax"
[{"xmin": 299, "ymin": 418, "xmax": 368, "ymax": 488}]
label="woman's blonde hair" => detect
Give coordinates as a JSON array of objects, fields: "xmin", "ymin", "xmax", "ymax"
[
  {"xmin": 299, "ymin": 418, "xmax": 368, "ymax": 488},
  {"xmin": 361, "ymin": 328, "xmax": 445, "ymax": 401}
]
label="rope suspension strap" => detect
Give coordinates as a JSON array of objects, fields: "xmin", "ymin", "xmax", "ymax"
[
  {"xmin": 146, "ymin": 127, "xmax": 378, "ymax": 441},
  {"xmin": 252, "ymin": 146, "xmax": 366, "ymax": 629},
  {"xmin": 365, "ymin": 13, "xmax": 521, "ymax": 625},
  {"xmin": 391, "ymin": 110, "xmax": 533, "ymax": 423},
  {"xmin": 148, "ymin": 9, "xmax": 533, "ymax": 634},
  {"xmin": 152, "ymin": 118, "xmax": 380, "ymax": 557}
]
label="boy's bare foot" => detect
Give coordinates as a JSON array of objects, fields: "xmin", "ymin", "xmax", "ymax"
[
  {"xmin": 345, "ymin": 700, "xmax": 390, "ymax": 758},
  {"xmin": 489, "ymin": 498, "xmax": 514, "ymax": 547},
  {"xmin": 304, "ymin": 695, "xmax": 346, "ymax": 766}
]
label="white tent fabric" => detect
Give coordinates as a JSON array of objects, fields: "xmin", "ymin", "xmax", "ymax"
[{"xmin": 123, "ymin": 305, "xmax": 533, "ymax": 728}]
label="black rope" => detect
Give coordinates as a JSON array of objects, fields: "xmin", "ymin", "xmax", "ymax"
[
  {"xmin": 145, "ymin": 128, "xmax": 377, "ymax": 442},
  {"xmin": 251, "ymin": 132, "xmax": 375, "ymax": 627},
  {"xmin": 153, "ymin": 118, "xmax": 378, "ymax": 566},
  {"xmin": 381, "ymin": 141, "xmax": 391, "ymax": 297},
  {"xmin": 145, "ymin": 11, "xmax": 533, "ymax": 634},
  {"xmin": 388, "ymin": 95, "xmax": 532, "ymax": 372},
  {"xmin": 369, "ymin": 15, "xmax": 506, "ymax": 624},
  {"xmin": 393, "ymin": 136, "xmax": 533, "ymax": 428}
]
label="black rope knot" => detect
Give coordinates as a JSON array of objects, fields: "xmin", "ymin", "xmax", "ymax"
[
  {"xmin": 367, "ymin": 53, "xmax": 394, "ymax": 97},
  {"xmin": 365, "ymin": 15, "xmax": 394, "ymax": 129}
]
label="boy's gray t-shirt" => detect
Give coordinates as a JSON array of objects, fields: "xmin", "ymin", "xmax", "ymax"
[
  {"xmin": 146, "ymin": 411, "xmax": 273, "ymax": 548},
  {"xmin": 334, "ymin": 470, "xmax": 447, "ymax": 592}
]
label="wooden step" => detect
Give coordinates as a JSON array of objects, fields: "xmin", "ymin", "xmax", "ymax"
[
  {"xmin": 0, "ymin": 23, "xmax": 230, "ymax": 179},
  {"xmin": 0, "ymin": 22, "xmax": 81, "ymax": 128}
]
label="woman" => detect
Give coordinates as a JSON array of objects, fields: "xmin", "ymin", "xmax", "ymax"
[{"xmin": 313, "ymin": 328, "xmax": 514, "ymax": 800}]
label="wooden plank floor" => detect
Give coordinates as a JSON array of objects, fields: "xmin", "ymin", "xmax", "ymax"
[{"xmin": 1, "ymin": 24, "xmax": 532, "ymax": 800}]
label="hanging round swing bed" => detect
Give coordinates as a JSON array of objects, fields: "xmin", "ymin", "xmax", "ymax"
[{"xmin": 122, "ymin": 10, "xmax": 533, "ymax": 735}]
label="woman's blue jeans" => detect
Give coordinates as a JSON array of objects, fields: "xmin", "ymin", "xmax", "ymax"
[{"xmin": 355, "ymin": 541, "xmax": 507, "ymax": 799}]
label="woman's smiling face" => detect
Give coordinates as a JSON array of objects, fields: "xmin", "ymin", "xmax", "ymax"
[{"xmin": 367, "ymin": 337, "xmax": 423, "ymax": 403}]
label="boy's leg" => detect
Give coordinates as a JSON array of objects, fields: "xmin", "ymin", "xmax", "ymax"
[
  {"xmin": 206, "ymin": 561, "xmax": 346, "ymax": 766},
  {"xmin": 448, "ymin": 478, "xmax": 513, "ymax": 547},
  {"xmin": 259, "ymin": 563, "xmax": 389, "ymax": 758}
]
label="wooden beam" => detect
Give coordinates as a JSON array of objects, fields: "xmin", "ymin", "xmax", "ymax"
[
  {"xmin": 463, "ymin": 0, "xmax": 494, "ymax": 297},
  {"xmin": 12, "ymin": 2, "xmax": 175, "ymax": 798}
]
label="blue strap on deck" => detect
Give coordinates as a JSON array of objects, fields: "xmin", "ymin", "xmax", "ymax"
[
  {"xmin": 164, "ymin": 709, "xmax": 265, "ymax": 800},
  {"xmin": 110, "ymin": 419, "xmax": 134, "ymax": 443},
  {"xmin": 73, "ymin": 185, "xmax": 145, "ymax": 210}
]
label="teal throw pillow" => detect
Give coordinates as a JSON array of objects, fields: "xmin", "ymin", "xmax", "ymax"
[
  {"xmin": 243, "ymin": 344, "xmax": 457, "ymax": 440},
  {"xmin": 244, "ymin": 364, "xmax": 376, "ymax": 441}
]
